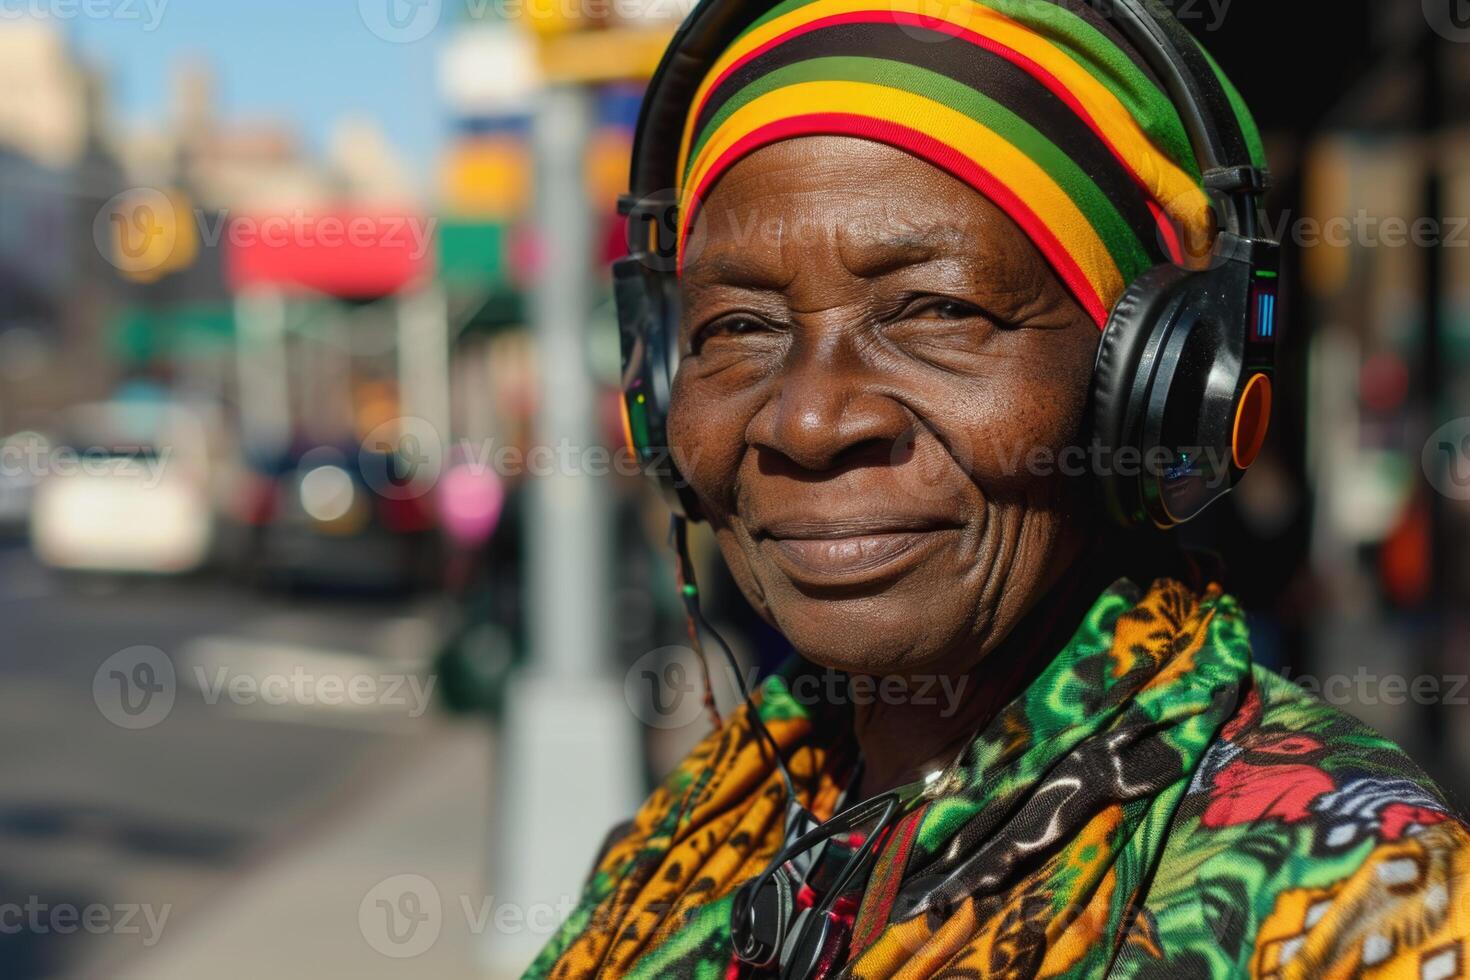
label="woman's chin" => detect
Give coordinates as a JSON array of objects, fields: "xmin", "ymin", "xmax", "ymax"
[{"xmin": 766, "ymin": 585, "xmax": 974, "ymax": 680}]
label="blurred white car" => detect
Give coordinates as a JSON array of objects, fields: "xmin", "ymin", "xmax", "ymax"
[
  {"xmin": 30, "ymin": 401, "xmax": 215, "ymax": 574},
  {"xmin": 0, "ymin": 430, "xmax": 48, "ymax": 534}
]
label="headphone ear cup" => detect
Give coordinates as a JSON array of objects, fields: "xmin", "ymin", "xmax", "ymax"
[
  {"xmin": 1091, "ymin": 264, "xmax": 1194, "ymax": 527},
  {"xmin": 1093, "ymin": 258, "xmax": 1260, "ymax": 529},
  {"xmin": 614, "ymin": 258, "xmax": 703, "ymax": 520}
]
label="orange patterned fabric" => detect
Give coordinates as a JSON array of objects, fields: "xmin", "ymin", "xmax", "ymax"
[{"xmin": 526, "ymin": 580, "xmax": 1470, "ymax": 979}]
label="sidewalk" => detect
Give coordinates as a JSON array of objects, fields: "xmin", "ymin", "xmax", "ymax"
[{"xmin": 112, "ymin": 716, "xmax": 515, "ymax": 980}]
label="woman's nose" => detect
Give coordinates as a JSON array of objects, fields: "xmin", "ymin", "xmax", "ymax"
[{"xmin": 744, "ymin": 346, "xmax": 912, "ymax": 474}]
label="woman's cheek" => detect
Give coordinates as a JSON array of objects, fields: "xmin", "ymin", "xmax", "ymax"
[
  {"xmin": 667, "ymin": 376, "xmax": 744, "ymax": 515},
  {"xmin": 984, "ymin": 371, "xmax": 1086, "ymax": 466},
  {"xmin": 912, "ymin": 383, "xmax": 1048, "ymax": 495}
]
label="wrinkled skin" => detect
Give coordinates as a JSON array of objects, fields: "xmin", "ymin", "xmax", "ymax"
[{"xmin": 670, "ymin": 136, "xmax": 1105, "ymax": 791}]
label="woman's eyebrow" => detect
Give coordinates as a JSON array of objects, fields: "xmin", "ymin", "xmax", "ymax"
[
  {"xmin": 682, "ymin": 252, "xmax": 793, "ymax": 290},
  {"xmin": 840, "ymin": 223, "xmax": 983, "ymax": 278},
  {"xmin": 873, "ymin": 223, "xmax": 973, "ymax": 250}
]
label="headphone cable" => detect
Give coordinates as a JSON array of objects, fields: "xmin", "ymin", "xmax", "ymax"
[{"xmin": 671, "ymin": 514, "xmax": 801, "ymax": 805}]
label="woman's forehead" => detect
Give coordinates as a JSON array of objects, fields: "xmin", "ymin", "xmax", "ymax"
[
  {"xmin": 682, "ymin": 143, "xmax": 1029, "ymax": 285},
  {"xmin": 683, "ymin": 137, "xmax": 1024, "ymax": 283}
]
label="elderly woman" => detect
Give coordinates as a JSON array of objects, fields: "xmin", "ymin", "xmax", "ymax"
[{"xmin": 528, "ymin": 0, "xmax": 1470, "ymax": 976}]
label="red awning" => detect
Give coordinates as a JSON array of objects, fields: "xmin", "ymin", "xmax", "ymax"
[{"xmin": 224, "ymin": 211, "xmax": 435, "ymax": 299}]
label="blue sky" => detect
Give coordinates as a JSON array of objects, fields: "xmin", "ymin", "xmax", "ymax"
[{"xmin": 68, "ymin": 0, "xmax": 449, "ymax": 175}]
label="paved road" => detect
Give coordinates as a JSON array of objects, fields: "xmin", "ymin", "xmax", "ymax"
[{"xmin": 0, "ymin": 545, "xmax": 453, "ymax": 979}]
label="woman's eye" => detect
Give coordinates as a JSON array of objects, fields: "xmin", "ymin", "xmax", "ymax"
[
  {"xmin": 908, "ymin": 298, "xmax": 980, "ymax": 320},
  {"xmin": 889, "ymin": 296, "xmax": 1016, "ymax": 332},
  {"xmin": 693, "ymin": 315, "xmax": 772, "ymax": 352}
]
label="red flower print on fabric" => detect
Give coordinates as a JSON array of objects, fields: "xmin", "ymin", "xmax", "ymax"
[
  {"xmin": 1220, "ymin": 688, "xmax": 1261, "ymax": 742},
  {"xmin": 1379, "ymin": 802, "xmax": 1450, "ymax": 840},
  {"xmin": 1202, "ymin": 760, "xmax": 1335, "ymax": 828},
  {"xmin": 1243, "ymin": 733, "xmax": 1323, "ymax": 757}
]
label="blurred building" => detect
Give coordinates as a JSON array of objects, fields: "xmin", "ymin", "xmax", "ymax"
[
  {"xmin": 1190, "ymin": 0, "xmax": 1470, "ymax": 801},
  {"xmin": 0, "ymin": 22, "xmax": 89, "ymax": 168},
  {"xmin": 113, "ymin": 61, "xmax": 419, "ymax": 214},
  {"xmin": 0, "ymin": 22, "xmax": 123, "ymax": 427}
]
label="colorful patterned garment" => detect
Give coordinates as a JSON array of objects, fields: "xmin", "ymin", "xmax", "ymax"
[
  {"xmin": 673, "ymin": 0, "xmax": 1265, "ymax": 326},
  {"xmin": 525, "ymin": 579, "xmax": 1470, "ymax": 979}
]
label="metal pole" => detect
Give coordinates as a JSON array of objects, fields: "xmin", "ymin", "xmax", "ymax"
[
  {"xmin": 526, "ymin": 84, "xmax": 608, "ymax": 679},
  {"xmin": 486, "ymin": 83, "xmax": 641, "ymax": 974},
  {"xmin": 397, "ymin": 285, "xmax": 451, "ymax": 484},
  {"xmin": 398, "ymin": 285, "xmax": 452, "ymax": 450},
  {"xmin": 234, "ymin": 288, "xmax": 290, "ymax": 460},
  {"xmin": 1417, "ymin": 16, "xmax": 1448, "ymax": 758}
]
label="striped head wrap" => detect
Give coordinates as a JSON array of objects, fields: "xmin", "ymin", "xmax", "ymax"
[{"xmin": 674, "ymin": 0, "xmax": 1265, "ymax": 326}]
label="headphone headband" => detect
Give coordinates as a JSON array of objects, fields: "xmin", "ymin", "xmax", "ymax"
[{"xmin": 1101, "ymin": 0, "xmax": 1247, "ymax": 172}]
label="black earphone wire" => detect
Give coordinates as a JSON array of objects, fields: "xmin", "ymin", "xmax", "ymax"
[{"xmin": 671, "ymin": 514, "xmax": 801, "ymax": 806}]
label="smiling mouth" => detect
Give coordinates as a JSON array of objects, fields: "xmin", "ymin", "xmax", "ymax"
[{"xmin": 756, "ymin": 519, "xmax": 959, "ymax": 590}]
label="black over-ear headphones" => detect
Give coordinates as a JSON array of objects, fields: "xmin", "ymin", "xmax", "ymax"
[{"xmin": 614, "ymin": 0, "xmax": 1280, "ymax": 528}]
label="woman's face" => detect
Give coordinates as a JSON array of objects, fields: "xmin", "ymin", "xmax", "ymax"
[{"xmin": 671, "ymin": 136, "xmax": 1101, "ymax": 678}]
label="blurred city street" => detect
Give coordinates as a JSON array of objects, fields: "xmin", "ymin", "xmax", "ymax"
[
  {"xmin": 0, "ymin": 6, "xmax": 680, "ymax": 976},
  {"xmin": 0, "ymin": 542, "xmax": 496, "ymax": 979}
]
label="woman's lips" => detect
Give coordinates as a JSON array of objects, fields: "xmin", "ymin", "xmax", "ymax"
[{"xmin": 756, "ymin": 519, "xmax": 958, "ymax": 589}]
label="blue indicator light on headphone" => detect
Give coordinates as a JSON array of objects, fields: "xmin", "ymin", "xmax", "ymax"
[{"xmin": 1250, "ymin": 279, "xmax": 1277, "ymax": 343}]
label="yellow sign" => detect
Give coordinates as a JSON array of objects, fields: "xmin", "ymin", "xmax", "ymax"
[
  {"xmin": 442, "ymin": 139, "xmax": 532, "ymax": 219},
  {"xmin": 537, "ymin": 27, "xmax": 674, "ymax": 84},
  {"xmin": 102, "ymin": 187, "xmax": 200, "ymax": 284}
]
